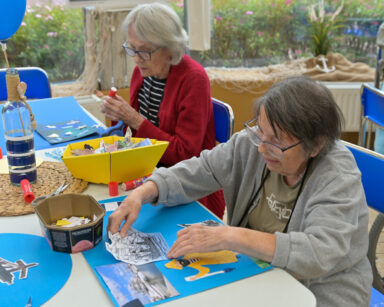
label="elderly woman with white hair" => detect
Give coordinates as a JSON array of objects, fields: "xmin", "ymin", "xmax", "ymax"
[{"xmin": 101, "ymin": 3, "xmax": 225, "ymax": 218}]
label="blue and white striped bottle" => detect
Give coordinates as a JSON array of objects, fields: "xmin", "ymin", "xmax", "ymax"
[{"xmin": 2, "ymin": 68, "xmax": 36, "ymax": 185}]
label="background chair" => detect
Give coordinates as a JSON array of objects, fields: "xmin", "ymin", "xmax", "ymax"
[
  {"xmin": 0, "ymin": 67, "xmax": 52, "ymax": 101},
  {"xmin": 212, "ymin": 98, "xmax": 234, "ymax": 143},
  {"xmin": 358, "ymin": 83, "xmax": 384, "ymax": 149},
  {"xmin": 101, "ymin": 97, "xmax": 235, "ymax": 143},
  {"xmin": 343, "ymin": 141, "xmax": 384, "ymax": 302}
]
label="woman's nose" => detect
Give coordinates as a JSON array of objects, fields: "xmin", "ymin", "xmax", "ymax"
[
  {"xmin": 134, "ymin": 53, "xmax": 143, "ymax": 64},
  {"xmin": 257, "ymin": 142, "xmax": 268, "ymax": 154}
]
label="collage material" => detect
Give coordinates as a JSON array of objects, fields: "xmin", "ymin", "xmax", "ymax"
[
  {"xmin": 36, "ymin": 119, "xmax": 99, "ymax": 144},
  {"xmin": 165, "ymin": 250, "xmax": 238, "ymax": 282},
  {"xmin": 96, "ymin": 262, "xmax": 179, "ymax": 307},
  {"xmin": 0, "ymin": 233, "xmax": 72, "ymax": 307},
  {"xmin": 106, "ymin": 229, "xmax": 169, "ymax": 265},
  {"xmin": 83, "ymin": 200, "xmax": 274, "ymax": 307}
]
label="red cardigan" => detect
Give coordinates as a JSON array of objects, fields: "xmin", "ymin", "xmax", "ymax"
[{"xmin": 130, "ymin": 55, "xmax": 225, "ymax": 218}]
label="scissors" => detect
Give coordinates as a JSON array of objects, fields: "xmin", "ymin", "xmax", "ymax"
[{"xmin": 32, "ymin": 183, "xmax": 69, "ymax": 206}]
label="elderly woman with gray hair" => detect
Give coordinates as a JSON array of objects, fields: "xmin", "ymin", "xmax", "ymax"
[
  {"xmin": 101, "ymin": 3, "xmax": 225, "ymax": 218},
  {"xmin": 108, "ymin": 76, "xmax": 373, "ymax": 306}
]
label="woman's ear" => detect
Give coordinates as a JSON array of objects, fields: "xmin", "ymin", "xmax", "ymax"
[{"xmin": 310, "ymin": 137, "xmax": 326, "ymax": 158}]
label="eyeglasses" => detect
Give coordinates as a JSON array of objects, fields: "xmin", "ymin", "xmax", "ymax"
[
  {"xmin": 244, "ymin": 119, "xmax": 302, "ymax": 160},
  {"xmin": 122, "ymin": 41, "xmax": 161, "ymax": 61}
]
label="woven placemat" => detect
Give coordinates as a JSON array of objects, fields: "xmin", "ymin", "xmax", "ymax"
[{"xmin": 0, "ymin": 161, "xmax": 88, "ymax": 216}]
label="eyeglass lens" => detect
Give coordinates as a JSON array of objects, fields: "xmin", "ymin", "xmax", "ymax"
[
  {"xmin": 124, "ymin": 47, "xmax": 152, "ymax": 61},
  {"xmin": 245, "ymin": 124, "xmax": 285, "ymax": 159}
]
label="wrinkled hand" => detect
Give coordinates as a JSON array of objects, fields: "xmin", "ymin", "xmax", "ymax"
[
  {"xmin": 101, "ymin": 95, "xmax": 144, "ymax": 130},
  {"xmin": 107, "ymin": 196, "xmax": 142, "ymax": 237},
  {"xmin": 167, "ymin": 224, "xmax": 230, "ymax": 258}
]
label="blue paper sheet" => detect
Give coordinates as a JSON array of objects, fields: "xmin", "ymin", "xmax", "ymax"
[
  {"xmin": 35, "ymin": 119, "xmax": 99, "ymax": 144},
  {"xmin": 83, "ymin": 198, "xmax": 273, "ymax": 306},
  {"xmin": 0, "ymin": 233, "xmax": 72, "ymax": 307},
  {"xmin": 0, "ymin": 96, "xmax": 101, "ymax": 154}
]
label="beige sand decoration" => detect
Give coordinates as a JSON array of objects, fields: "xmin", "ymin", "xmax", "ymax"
[{"xmin": 205, "ymin": 53, "xmax": 374, "ymax": 96}]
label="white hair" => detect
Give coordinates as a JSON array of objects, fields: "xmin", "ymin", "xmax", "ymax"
[{"xmin": 122, "ymin": 2, "xmax": 188, "ymax": 65}]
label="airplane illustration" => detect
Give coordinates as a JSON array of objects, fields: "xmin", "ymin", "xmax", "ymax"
[{"xmin": 0, "ymin": 257, "xmax": 38, "ymax": 285}]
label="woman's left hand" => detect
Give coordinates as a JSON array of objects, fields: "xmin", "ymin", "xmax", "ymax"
[
  {"xmin": 101, "ymin": 94, "xmax": 144, "ymax": 130},
  {"xmin": 167, "ymin": 224, "xmax": 230, "ymax": 258}
]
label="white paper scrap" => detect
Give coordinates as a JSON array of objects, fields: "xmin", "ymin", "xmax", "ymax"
[{"xmin": 106, "ymin": 229, "xmax": 169, "ymax": 265}]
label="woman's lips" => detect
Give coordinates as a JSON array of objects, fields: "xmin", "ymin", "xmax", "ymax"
[{"xmin": 263, "ymin": 156, "xmax": 279, "ymax": 164}]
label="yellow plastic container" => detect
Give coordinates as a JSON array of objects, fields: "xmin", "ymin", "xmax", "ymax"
[{"xmin": 62, "ymin": 136, "xmax": 168, "ymax": 184}]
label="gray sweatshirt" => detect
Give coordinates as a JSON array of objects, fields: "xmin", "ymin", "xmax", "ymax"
[{"xmin": 150, "ymin": 130, "xmax": 373, "ymax": 306}]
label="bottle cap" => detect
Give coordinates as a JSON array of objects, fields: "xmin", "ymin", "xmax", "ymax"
[
  {"xmin": 108, "ymin": 181, "xmax": 119, "ymax": 196},
  {"xmin": 108, "ymin": 87, "xmax": 117, "ymax": 98}
]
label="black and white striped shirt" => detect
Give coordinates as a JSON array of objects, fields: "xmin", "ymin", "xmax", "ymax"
[{"xmin": 138, "ymin": 76, "xmax": 167, "ymax": 127}]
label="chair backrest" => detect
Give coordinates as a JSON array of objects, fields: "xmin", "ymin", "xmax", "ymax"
[
  {"xmin": 212, "ymin": 98, "xmax": 234, "ymax": 143},
  {"xmin": 344, "ymin": 141, "xmax": 384, "ymax": 213},
  {"xmin": 0, "ymin": 67, "xmax": 52, "ymax": 101},
  {"xmin": 359, "ymin": 83, "xmax": 384, "ymax": 147}
]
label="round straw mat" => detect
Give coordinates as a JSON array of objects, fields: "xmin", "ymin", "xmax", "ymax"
[{"xmin": 0, "ymin": 161, "xmax": 88, "ymax": 216}]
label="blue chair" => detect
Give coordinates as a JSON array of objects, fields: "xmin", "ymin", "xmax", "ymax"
[
  {"xmin": 359, "ymin": 84, "xmax": 384, "ymax": 149},
  {"xmin": 0, "ymin": 67, "xmax": 52, "ymax": 101},
  {"xmin": 344, "ymin": 141, "xmax": 384, "ymax": 302},
  {"xmin": 212, "ymin": 98, "xmax": 234, "ymax": 143},
  {"xmin": 101, "ymin": 97, "xmax": 235, "ymax": 143}
]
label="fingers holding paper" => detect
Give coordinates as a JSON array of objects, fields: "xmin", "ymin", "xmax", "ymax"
[
  {"xmin": 107, "ymin": 181, "xmax": 160, "ymax": 237},
  {"xmin": 107, "ymin": 196, "xmax": 142, "ymax": 237}
]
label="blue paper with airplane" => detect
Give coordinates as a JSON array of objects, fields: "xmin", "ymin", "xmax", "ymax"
[
  {"xmin": 36, "ymin": 119, "xmax": 98, "ymax": 144},
  {"xmin": 83, "ymin": 198, "xmax": 273, "ymax": 307}
]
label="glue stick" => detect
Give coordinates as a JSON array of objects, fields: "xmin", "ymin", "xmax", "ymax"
[
  {"xmin": 121, "ymin": 175, "xmax": 151, "ymax": 191},
  {"xmin": 108, "ymin": 87, "xmax": 117, "ymax": 98},
  {"xmin": 20, "ymin": 179, "xmax": 35, "ymax": 204}
]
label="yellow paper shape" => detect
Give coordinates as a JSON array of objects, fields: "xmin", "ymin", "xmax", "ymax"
[
  {"xmin": 165, "ymin": 250, "xmax": 237, "ymax": 281},
  {"xmin": 56, "ymin": 219, "xmax": 71, "ymax": 226},
  {"xmin": 62, "ymin": 136, "xmax": 168, "ymax": 184}
]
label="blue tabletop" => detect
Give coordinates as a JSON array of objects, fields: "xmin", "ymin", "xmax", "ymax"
[{"xmin": 0, "ymin": 96, "xmax": 102, "ymax": 154}]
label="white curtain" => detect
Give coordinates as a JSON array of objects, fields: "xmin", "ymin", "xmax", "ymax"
[{"xmin": 187, "ymin": 0, "xmax": 211, "ymax": 51}]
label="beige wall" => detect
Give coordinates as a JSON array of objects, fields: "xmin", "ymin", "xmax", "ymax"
[{"xmin": 210, "ymin": 82, "xmax": 272, "ymax": 133}]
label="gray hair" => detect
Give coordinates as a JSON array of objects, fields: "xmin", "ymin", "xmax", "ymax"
[
  {"xmin": 122, "ymin": 3, "xmax": 188, "ymax": 65},
  {"xmin": 254, "ymin": 76, "xmax": 344, "ymax": 156}
]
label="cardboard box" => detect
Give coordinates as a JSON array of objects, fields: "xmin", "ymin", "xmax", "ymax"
[
  {"xmin": 62, "ymin": 136, "xmax": 168, "ymax": 184},
  {"xmin": 34, "ymin": 193, "xmax": 105, "ymax": 253}
]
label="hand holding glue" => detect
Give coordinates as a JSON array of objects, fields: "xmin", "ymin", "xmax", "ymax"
[
  {"xmin": 20, "ymin": 179, "xmax": 35, "ymax": 204},
  {"xmin": 107, "ymin": 86, "xmax": 132, "ymax": 142},
  {"xmin": 121, "ymin": 175, "xmax": 151, "ymax": 191}
]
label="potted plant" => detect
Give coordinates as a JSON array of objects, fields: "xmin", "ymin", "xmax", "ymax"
[{"xmin": 308, "ymin": 0, "xmax": 344, "ymax": 56}]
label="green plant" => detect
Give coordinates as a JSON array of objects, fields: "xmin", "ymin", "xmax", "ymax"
[
  {"xmin": 307, "ymin": 0, "xmax": 344, "ymax": 56},
  {"xmin": 0, "ymin": 3, "xmax": 84, "ymax": 82}
]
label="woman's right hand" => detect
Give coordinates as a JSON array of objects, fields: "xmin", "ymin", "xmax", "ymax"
[
  {"xmin": 107, "ymin": 181, "xmax": 159, "ymax": 237},
  {"xmin": 101, "ymin": 95, "xmax": 144, "ymax": 130},
  {"xmin": 107, "ymin": 194, "xmax": 143, "ymax": 237}
]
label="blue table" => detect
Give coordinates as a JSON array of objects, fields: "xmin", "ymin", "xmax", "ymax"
[{"xmin": 0, "ymin": 96, "xmax": 102, "ymax": 154}]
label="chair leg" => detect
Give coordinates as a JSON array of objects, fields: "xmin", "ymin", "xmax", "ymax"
[
  {"xmin": 359, "ymin": 118, "xmax": 367, "ymax": 147},
  {"xmin": 368, "ymin": 213, "xmax": 384, "ymax": 294},
  {"xmin": 368, "ymin": 121, "xmax": 373, "ymax": 149}
]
